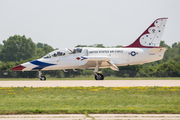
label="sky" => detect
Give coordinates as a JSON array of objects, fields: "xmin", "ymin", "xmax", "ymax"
[{"xmin": 0, "ymin": 0, "xmax": 180, "ymax": 49}]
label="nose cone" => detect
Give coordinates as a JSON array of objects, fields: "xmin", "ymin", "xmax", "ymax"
[{"xmin": 11, "ymin": 65, "xmax": 26, "ymax": 71}]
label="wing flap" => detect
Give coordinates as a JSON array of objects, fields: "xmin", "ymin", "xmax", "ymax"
[{"xmin": 107, "ymin": 60, "xmax": 119, "ymax": 71}]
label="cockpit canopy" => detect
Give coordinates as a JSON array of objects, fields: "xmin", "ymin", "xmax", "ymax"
[{"xmin": 43, "ymin": 48, "xmax": 82, "ymax": 59}]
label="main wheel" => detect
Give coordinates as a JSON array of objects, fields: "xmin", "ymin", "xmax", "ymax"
[
  {"xmin": 95, "ymin": 73, "xmax": 104, "ymax": 80},
  {"xmin": 40, "ymin": 76, "xmax": 46, "ymax": 81}
]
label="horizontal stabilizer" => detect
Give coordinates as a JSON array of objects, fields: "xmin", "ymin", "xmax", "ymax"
[{"xmin": 148, "ymin": 47, "xmax": 167, "ymax": 52}]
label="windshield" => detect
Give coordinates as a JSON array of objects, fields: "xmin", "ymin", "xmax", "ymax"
[
  {"xmin": 43, "ymin": 48, "xmax": 82, "ymax": 59},
  {"xmin": 43, "ymin": 49, "xmax": 66, "ymax": 59}
]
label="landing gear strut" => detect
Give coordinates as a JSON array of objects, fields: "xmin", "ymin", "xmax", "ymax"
[
  {"xmin": 94, "ymin": 62, "xmax": 104, "ymax": 80},
  {"xmin": 38, "ymin": 70, "xmax": 46, "ymax": 81},
  {"xmin": 95, "ymin": 73, "xmax": 104, "ymax": 80}
]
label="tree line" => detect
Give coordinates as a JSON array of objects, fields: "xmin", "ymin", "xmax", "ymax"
[{"xmin": 0, "ymin": 35, "xmax": 180, "ymax": 78}]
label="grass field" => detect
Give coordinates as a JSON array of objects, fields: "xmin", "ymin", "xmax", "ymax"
[
  {"xmin": 0, "ymin": 86, "xmax": 180, "ymax": 114},
  {"xmin": 0, "ymin": 77, "xmax": 180, "ymax": 81}
]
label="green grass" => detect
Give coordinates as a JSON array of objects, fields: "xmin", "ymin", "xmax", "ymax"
[
  {"xmin": 0, "ymin": 76, "xmax": 180, "ymax": 81},
  {"xmin": 0, "ymin": 86, "xmax": 180, "ymax": 114}
]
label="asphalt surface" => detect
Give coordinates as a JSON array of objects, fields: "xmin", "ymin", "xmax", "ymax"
[
  {"xmin": 0, "ymin": 80, "xmax": 179, "ymax": 87},
  {"xmin": 1, "ymin": 114, "xmax": 180, "ymax": 120}
]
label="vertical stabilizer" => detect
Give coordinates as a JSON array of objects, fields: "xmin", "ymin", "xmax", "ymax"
[{"xmin": 124, "ymin": 18, "xmax": 168, "ymax": 48}]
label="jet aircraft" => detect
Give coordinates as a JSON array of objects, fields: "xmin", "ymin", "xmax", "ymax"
[{"xmin": 12, "ymin": 18, "xmax": 168, "ymax": 80}]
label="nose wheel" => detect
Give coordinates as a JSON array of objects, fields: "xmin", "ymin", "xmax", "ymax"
[
  {"xmin": 39, "ymin": 70, "xmax": 46, "ymax": 81},
  {"xmin": 95, "ymin": 73, "xmax": 104, "ymax": 80}
]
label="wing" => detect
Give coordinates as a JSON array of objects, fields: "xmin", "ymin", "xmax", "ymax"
[{"xmin": 77, "ymin": 56, "xmax": 119, "ymax": 71}]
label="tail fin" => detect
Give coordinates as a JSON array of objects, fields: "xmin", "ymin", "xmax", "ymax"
[{"xmin": 124, "ymin": 18, "xmax": 168, "ymax": 48}]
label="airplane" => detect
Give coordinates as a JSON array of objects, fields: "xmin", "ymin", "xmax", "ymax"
[{"xmin": 11, "ymin": 17, "xmax": 168, "ymax": 80}]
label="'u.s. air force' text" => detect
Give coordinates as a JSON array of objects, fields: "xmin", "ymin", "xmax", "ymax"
[{"xmin": 89, "ymin": 50, "xmax": 123, "ymax": 54}]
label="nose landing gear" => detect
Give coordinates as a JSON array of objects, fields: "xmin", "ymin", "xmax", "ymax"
[{"xmin": 39, "ymin": 70, "xmax": 46, "ymax": 81}]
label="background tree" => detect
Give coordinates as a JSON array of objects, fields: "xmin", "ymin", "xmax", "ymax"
[
  {"xmin": 43, "ymin": 45, "xmax": 54, "ymax": 55},
  {"xmin": 159, "ymin": 41, "xmax": 170, "ymax": 62},
  {"xmin": 0, "ymin": 44, "xmax": 2, "ymax": 50},
  {"xmin": 35, "ymin": 42, "xmax": 54, "ymax": 58},
  {"xmin": 75, "ymin": 45, "xmax": 88, "ymax": 47},
  {"xmin": 82, "ymin": 70, "xmax": 94, "ymax": 76},
  {"xmin": 0, "ymin": 35, "xmax": 36, "ymax": 62},
  {"xmin": 156, "ymin": 60, "xmax": 180, "ymax": 77},
  {"xmin": 94, "ymin": 44, "xmax": 105, "ymax": 48},
  {"xmin": 75, "ymin": 44, "xmax": 105, "ymax": 48},
  {"xmin": 37, "ymin": 42, "xmax": 44, "ymax": 48},
  {"xmin": 115, "ymin": 45, "xmax": 123, "ymax": 48},
  {"xmin": 101, "ymin": 68, "xmax": 115, "ymax": 77}
]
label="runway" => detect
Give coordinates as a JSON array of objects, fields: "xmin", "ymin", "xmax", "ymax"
[
  {"xmin": 0, "ymin": 80, "xmax": 179, "ymax": 87},
  {"xmin": 1, "ymin": 114, "xmax": 180, "ymax": 120}
]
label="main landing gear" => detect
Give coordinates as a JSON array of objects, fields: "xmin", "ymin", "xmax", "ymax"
[
  {"xmin": 94, "ymin": 73, "xmax": 104, "ymax": 80},
  {"xmin": 39, "ymin": 70, "xmax": 46, "ymax": 81},
  {"xmin": 94, "ymin": 62, "xmax": 104, "ymax": 80}
]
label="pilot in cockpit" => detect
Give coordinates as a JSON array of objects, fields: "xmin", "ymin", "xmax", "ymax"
[
  {"xmin": 73, "ymin": 49, "xmax": 76, "ymax": 54},
  {"xmin": 53, "ymin": 53, "xmax": 57, "ymax": 57}
]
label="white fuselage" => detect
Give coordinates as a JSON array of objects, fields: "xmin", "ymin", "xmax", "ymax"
[{"xmin": 21, "ymin": 47, "xmax": 166, "ymax": 71}]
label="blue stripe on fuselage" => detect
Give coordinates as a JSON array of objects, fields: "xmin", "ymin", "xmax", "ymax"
[{"xmin": 30, "ymin": 60, "xmax": 56, "ymax": 70}]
